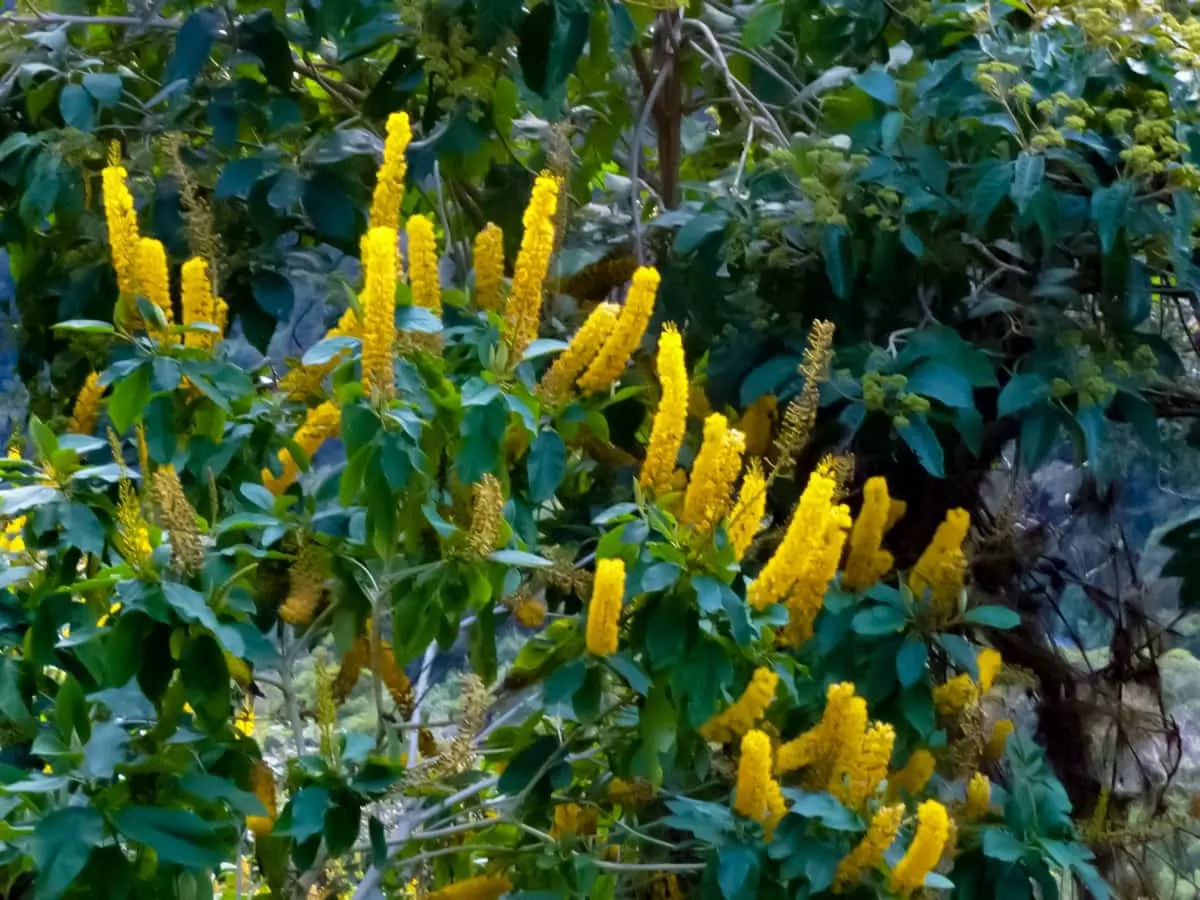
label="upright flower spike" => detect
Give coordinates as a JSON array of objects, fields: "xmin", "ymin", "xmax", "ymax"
[
  {"xmin": 844, "ymin": 476, "xmax": 900, "ymax": 591},
  {"xmin": 536, "ymin": 302, "xmax": 619, "ymax": 401},
  {"xmin": 181, "ymin": 257, "xmax": 220, "ymax": 351},
  {"xmin": 102, "ymin": 150, "xmax": 140, "ymax": 299},
  {"xmin": 585, "ymin": 557, "xmax": 625, "ymax": 656},
  {"xmin": 263, "ymin": 401, "xmax": 342, "ymax": 495},
  {"xmin": 465, "ymin": 474, "xmax": 504, "ymax": 559},
  {"xmin": 748, "ymin": 470, "xmax": 840, "ymax": 610},
  {"xmin": 827, "ymin": 693, "xmax": 869, "ymax": 801},
  {"xmin": 984, "ymin": 719, "xmax": 1014, "ymax": 760},
  {"xmin": 727, "ymin": 461, "xmax": 768, "ymax": 561},
  {"xmin": 734, "ymin": 730, "xmax": 787, "ymax": 839},
  {"xmin": 782, "ymin": 495, "xmax": 852, "ymax": 646},
  {"xmin": 910, "ymin": 508, "xmax": 971, "ymax": 620},
  {"xmin": 406, "ymin": 214, "xmax": 442, "ymax": 314},
  {"xmin": 639, "ymin": 324, "xmax": 689, "ymax": 495},
  {"xmin": 69, "ymin": 372, "xmax": 105, "ymax": 435},
  {"xmin": 333, "ymin": 635, "xmax": 369, "ymax": 702},
  {"xmin": 889, "ymin": 748, "xmax": 936, "ymax": 799},
  {"xmin": 134, "ymin": 237, "xmax": 174, "ymax": 327},
  {"xmin": 370, "ymin": 111, "xmax": 412, "ymax": 231},
  {"xmin": 361, "ymin": 227, "xmax": 399, "ymax": 399},
  {"xmin": 114, "ymin": 477, "xmax": 153, "ymax": 571},
  {"xmin": 280, "ymin": 541, "xmax": 329, "ymax": 625},
  {"xmin": 682, "ymin": 414, "xmax": 746, "ymax": 532},
  {"xmin": 699, "ymin": 667, "xmax": 779, "ymax": 743},
  {"xmin": 473, "ymin": 222, "xmax": 505, "ymax": 312},
  {"xmin": 833, "ymin": 804, "xmax": 904, "ymax": 893},
  {"xmin": 977, "ymin": 648, "xmax": 1002, "ymax": 693},
  {"xmin": 505, "ymin": 174, "xmax": 561, "ymax": 356},
  {"xmin": 843, "ymin": 722, "xmax": 895, "ymax": 808},
  {"xmin": 889, "ymin": 800, "xmax": 951, "ymax": 896},
  {"xmin": 578, "ymin": 266, "xmax": 660, "ymax": 393},
  {"xmin": 426, "ymin": 874, "xmax": 513, "ymax": 900},
  {"xmin": 151, "ymin": 465, "xmax": 204, "ymax": 575},
  {"xmin": 964, "ymin": 772, "xmax": 991, "ymax": 820},
  {"xmin": 247, "ymin": 760, "xmax": 277, "ymax": 837},
  {"xmin": 933, "ymin": 673, "xmax": 977, "ymax": 716},
  {"xmin": 775, "ymin": 682, "xmax": 857, "ymax": 776}
]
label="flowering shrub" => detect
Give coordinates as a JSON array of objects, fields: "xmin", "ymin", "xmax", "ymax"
[{"xmin": 0, "ymin": 122, "xmax": 1106, "ymax": 900}]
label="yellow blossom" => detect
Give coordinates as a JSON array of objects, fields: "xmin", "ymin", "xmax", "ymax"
[
  {"xmin": 833, "ymin": 804, "xmax": 904, "ymax": 892},
  {"xmin": 69, "ymin": 372, "xmax": 105, "ymax": 435},
  {"xmin": 748, "ymin": 470, "xmax": 841, "ymax": 610},
  {"xmin": 465, "ymin": 474, "xmax": 504, "ymax": 558},
  {"xmin": 102, "ymin": 156, "xmax": 139, "ymax": 298},
  {"xmin": 738, "ymin": 394, "xmax": 777, "ymax": 459},
  {"xmin": 775, "ymin": 682, "xmax": 857, "ymax": 776},
  {"xmin": 577, "ymin": 266, "xmax": 660, "ymax": 393},
  {"xmin": 551, "ymin": 802, "xmax": 596, "ymax": 837},
  {"xmin": 639, "ymin": 324, "xmax": 689, "ymax": 495},
  {"xmin": 841, "ymin": 722, "xmax": 895, "ymax": 809},
  {"xmin": 585, "ymin": 557, "xmax": 625, "ymax": 656},
  {"xmin": 889, "ymin": 800, "xmax": 951, "ymax": 895},
  {"xmin": 933, "ymin": 673, "xmax": 978, "ymax": 716},
  {"xmin": 827, "ymin": 694, "xmax": 869, "ymax": 801},
  {"xmin": 910, "ymin": 508, "xmax": 970, "ymax": 620},
  {"xmin": 280, "ymin": 541, "xmax": 329, "ymax": 625},
  {"xmin": 889, "ymin": 749, "xmax": 936, "ymax": 799},
  {"xmin": 114, "ymin": 478, "xmax": 153, "ymax": 570},
  {"xmin": 977, "ymin": 648, "xmax": 1002, "ymax": 693},
  {"xmin": 984, "ymin": 719, "xmax": 1014, "ymax": 760},
  {"xmin": 333, "ymin": 635, "xmax": 369, "ymax": 702},
  {"xmin": 181, "ymin": 258, "xmax": 221, "ymax": 351},
  {"xmin": 376, "ymin": 638, "xmax": 414, "ymax": 717},
  {"xmin": 512, "ymin": 594, "xmax": 546, "ymax": 628},
  {"xmin": 247, "ymin": 760, "xmax": 276, "ymax": 837},
  {"xmin": 735, "ymin": 730, "xmax": 787, "ymax": 839},
  {"xmin": 608, "ymin": 777, "xmax": 654, "ymax": 807},
  {"xmin": 406, "ymin": 214, "xmax": 442, "ymax": 314},
  {"xmin": 504, "ymin": 174, "xmax": 561, "ymax": 356},
  {"xmin": 135, "ymin": 237, "xmax": 174, "ymax": 326},
  {"xmin": 843, "ymin": 476, "xmax": 900, "ymax": 591},
  {"xmin": 369, "ymin": 111, "xmax": 412, "ymax": 231},
  {"xmin": 151, "ymin": 465, "xmax": 204, "ymax": 574},
  {"xmin": 681, "ymin": 414, "xmax": 745, "ymax": 532},
  {"xmin": 263, "ymin": 401, "xmax": 341, "ymax": 495},
  {"xmin": 536, "ymin": 302, "xmax": 619, "ymax": 401},
  {"xmin": 234, "ymin": 696, "xmax": 255, "ymax": 737},
  {"xmin": 699, "ymin": 667, "xmax": 779, "ymax": 743},
  {"xmin": 0, "ymin": 515, "xmax": 26, "ymax": 554},
  {"xmin": 727, "ymin": 461, "xmax": 767, "ymax": 560},
  {"xmin": 361, "ymin": 227, "xmax": 399, "ymax": 399},
  {"xmin": 781, "ymin": 494, "xmax": 852, "ymax": 647},
  {"xmin": 427, "ymin": 874, "xmax": 513, "ymax": 900},
  {"xmin": 964, "ymin": 772, "xmax": 990, "ymax": 821},
  {"xmin": 473, "ymin": 222, "xmax": 505, "ymax": 312}
]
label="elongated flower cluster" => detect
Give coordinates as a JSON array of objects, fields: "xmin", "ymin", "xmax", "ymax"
[
  {"xmin": 840, "ymin": 722, "xmax": 896, "ymax": 808},
  {"xmin": 0, "ymin": 509, "xmax": 25, "ymax": 554},
  {"xmin": 247, "ymin": 760, "xmax": 276, "ymax": 837},
  {"xmin": 889, "ymin": 800, "xmax": 951, "ymax": 895},
  {"xmin": 738, "ymin": 394, "xmax": 777, "ymax": 459},
  {"xmin": 782, "ymin": 493, "xmax": 852, "ymax": 647},
  {"xmin": 985, "ymin": 719, "xmax": 1014, "ymax": 760},
  {"xmin": 964, "ymin": 772, "xmax": 990, "ymax": 820},
  {"xmin": 465, "ymin": 474, "xmax": 504, "ymax": 559},
  {"xmin": 844, "ymin": 476, "xmax": 901, "ymax": 590},
  {"xmin": 505, "ymin": 174, "xmax": 561, "ymax": 356},
  {"xmin": 135, "ymin": 237, "xmax": 173, "ymax": 327},
  {"xmin": 473, "ymin": 223, "xmax": 504, "ymax": 312},
  {"xmin": 933, "ymin": 673, "xmax": 977, "ymax": 716},
  {"xmin": 361, "ymin": 227, "xmax": 398, "ymax": 398},
  {"xmin": 102, "ymin": 152, "xmax": 139, "ymax": 299},
  {"xmin": 370, "ymin": 111, "xmax": 412, "ymax": 231},
  {"xmin": 427, "ymin": 874, "xmax": 513, "ymax": 900},
  {"xmin": 889, "ymin": 749, "xmax": 936, "ymax": 799},
  {"xmin": 333, "ymin": 635, "xmax": 369, "ymax": 702},
  {"xmin": 512, "ymin": 592, "xmax": 547, "ymax": 628},
  {"xmin": 263, "ymin": 401, "xmax": 341, "ymax": 495},
  {"xmin": 151, "ymin": 465, "xmax": 204, "ymax": 574},
  {"xmin": 734, "ymin": 730, "xmax": 787, "ymax": 840},
  {"xmin": 682, "ymin": 414, "xmax": 746, "ymax": 532},
  {"xmin": 406, "ymin": 214, "xmax": 441, "ymax": 314},
  {"xmin": 727, "ymin": 462, "xmax": 768, "ymax": 560},
  {"xmin": 536, "ymin": 302, "xmax": 619, "ymax": 401},
  {"xmin": 585, "ymin": 557, "xmax": 625, "ymax": 656},
  {"xmin": 181, "ymin": 258, "xmax": 225, "ymax": 351},
  {"xmin": 977, "ymin": 648, "xmax": 1002, "ymax": 692},
  {"xmin": 910, "ymin": 508, "xmax": 971, "ymax": 620},
  {"xmin": 551, "ymin": 802, "xmax": 597, "ymax": 837},
  {"xmin": 577, "ymin": 266, "xmax": 660, "ymax": 393},
  {"xmin": 69, "ymin": 372, "xmax": 105, "ymax": 435},
  {"xmin": 234, "ymin": 696, "xmax": 255, "ymax": 738},
  {"xmin": 376, "ymin": 638, "xmax": 414, "ymax": 717},
  {"xmin": 280, "ymin": 541, "xmax": 329, "ymax": 625},
  {"xmin": 833, "ymin": 804, "xmax": 905, "ymax": 892},
  {"xmin": 776, "ymin": 683, "xmax": 880, "ymax": 796},
  {"xmin": 608, "ymin": 777, "xmax": 654, "ymax": 807},
  {"xmin": 699, "ymin": 667, "xmax": 779, "ymax": 743},
  {"xmin": 774, "ymin": 319, "xmax": 836, "ymax": 479},
  {"xmin": 639, "ymin": 324, "xmax": 689, "ymax": 495}
]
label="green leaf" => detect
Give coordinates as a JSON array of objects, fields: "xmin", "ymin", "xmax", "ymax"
[
  {"xmin": 324, "ymin": 798, "xmax": 361, "ymax": 857},
  {"xmin": 742, "ymin": 4, "xmax": 783, "ymax": 48},
  {"xmin": 896, "ymin": 637, "xmax": 927, "ymax": 687},
  {"xmin": 527, "ymin": 431, "xmax": 566, "ymax": 503},
  {"xmin": 179, "ymin": 633, "xmax": 231, "ymax": 730},
  {"xmin": 488, "ymin": 549, "xmax": 552, "ymax": 568},
  {"xmin": 896, "ymin": 415, "xmax": 945, "ymax": 478},
  {"xmin": 997, "ymin": 373, "xmax": 1049, "ymax": 418},
  {"xmin": 982, "ymin": 826, "xmax": 1025, "ymax": 862},
  {"xmin": 717, "ymin": 845, "xmax": 761, "ymax": 900},
  {"xmin": 31, "ymin": 808, "xmax": 103, "ymax": 899},
  {"xmin": 1011, "ymin": 152, "xmax": 1045, "ymax": 215},
  {"xmin": 107, "ymin": 365, "xmax": 152, "ymax": 433},
  {"xmin": 166, "ymin": 10, "xmax": 217, "ymax": 84},
  {"xmin": 969, "ymin": 161, "xmax": 1014, "ymax": 231},
  {"xmin": 369, "ymin": 816, "xmax": 388, "ymax": 869},
  {"xmin": 58, "ymin": 84, "xmax": 94, "ymax": 132},
  {"xmin": 277, "ymin": 787, "xmax": 331, "ymax": 842},
  {"xmin": 607, "ymin": 653, "xmax": 650, "ymax": 695},
  {"xmin": 1020, "ymin": 404, "xmax": 1060, "ymax": 470},
  {"xmin": 674, "ymin": 211, "xmax": 729, "ymax": 254},
  {"xmin": 499, "ymin": 735, "xmax": 560, "ymax": 794},
  {"xmin": 663, "ymin": 797, "xmax": 736, "ymax": 843},
  {"xmin": 81, "ymin": 722, "xmax": 128, "ymax": 781},
  {"xmin": 852, "ymin": 604, "xmax": 907, "ymax": 635},
  {"xmin": 52, "ymin": 319, "xmax": 116, "ymax": 334},
  {"xmin": 113, "ymin": 807, "xmax": 225, "ymax": 868},
  {"xmin": 179, "ymin": 775, "xmax": 266, "ymax": 817},
  {"xmin": 906, "ymin": 361, "xmax": 974, "ymax": 409},
  {"xmin": 962, "ymin": 605, "xmax": 1020, "ymax": 629},
  {"xmin": 1091, "ymin": 182, "xmax": 1130, "ymax": 254},
  {"xmin": 82, "ymin": 73, "xmax": 122, "ymax": 108},
  {"xmin": 822, "ymin": 226, "xmax": 853, "ymax": 299},
  {"xmin": 853, "ymin": 67, "xmax": 898, "ymax": 105}
]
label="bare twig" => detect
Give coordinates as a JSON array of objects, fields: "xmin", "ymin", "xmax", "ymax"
[{"xmin": 631, "ymin": 62, "xmax": 672, "ymax": 265}]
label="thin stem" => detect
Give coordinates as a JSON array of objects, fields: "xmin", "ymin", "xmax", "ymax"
[
  {"xmin": 631, "ymin": 62, "xmax": 671, "ymax": 265},
  {"xmin": 278, "ymin": 627, "xmax": 305, "ymax": 756},
  {"xmin": 408, "ymin": 641, "xmax": 438, "ymax": 762},
  {"xmin": 594, "ymin": 860, "xmax": 707, "ymax": 873}
]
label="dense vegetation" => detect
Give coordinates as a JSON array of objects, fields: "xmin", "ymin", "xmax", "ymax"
[{"xmin": 1, "ymin": 0, "xmax": 1198, "ymax": 896}]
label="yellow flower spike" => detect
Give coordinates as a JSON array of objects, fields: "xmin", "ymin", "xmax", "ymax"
[
  {"xmin": 827, "ymin": 694, "xmax": 868, "ymax": 801},
  {"xmin": 427, "ymin": 874, "xmax": 513, "ymax": 900},
  {"xmin": 536, "ymin": 302, "xmax": 619, "ymax": 402},
  {"xmin": 376, "ymin": 639, "xmax": 414, "ymax": 717},
  {"xmin": 775, "ymin": 682, "xmax": 857, "ymax": 776},
  {"xmin": 114, "ymin": 478, "xmax": 153, "ymax": 570},
  {"xmin": 134, "ymin": 237, "xmax": 174, "ymax": 327},
  {"xmin": 181, "ymin": 258, "xmax": 220, "ymax": 351},
  {"xmin": 370, "ymin": 111, "xmax": 412, "ymax": 231},
  {"xmin": 843, "ymin": 476, "xmax": 899, "ymax": 591},
  {"xmin": 102, "ymin": 158, "xmax": 140, "ymax": 299},
  {"xmin": 844, "ymin": 722, "xmax": 895, "ymax": 808},
  {"xmin": 505, "ymin": 174, "xmax": 561, "ymax": 356},
  {"xmin": 747, "ymin": 470, "xmax": 839, "ymax": 610},
  {"xmin": 280, "ymin": 541, "xmax": 329, "ymax": 625},
  {"xmin": 150, "ymin": 465, "xmax": 204, "ymax": 575},
  {"xmin": 262, "ymin": 401, "xmax": 342, "ymax": 495},
  {"xmin": 585, "ymin": 557, "xmax": 625, "ymax": 656},
  {"xmin": 512, "ymin": 594, "xmax": 546, "ymax": 628},
  {"xmin": 832, "ymin": 804, "xmax": 904, "ymax": 893},
  {"xmin": 977, "ymin": 648, "xmax": 1002, "ymax": 693},
  {"xmin": 247, "ymin": 760, "xmax": 277, "ymax": 837},
  {"xmin": 577, "ymin": 266, "xmax": 660, "ymax": 393},
  {"xmin": 727, "ymin": 461, "xmax": 768, "ymax": 561},
  {"xmin": 933, "ymin": 673, "xmax": 978, "ymax": 716},
  {"xmin": 910, "ymin": 508, "xmax": 971, "ymax": 621},
  {"xmin": 738, "ymin": 394, "xmax": 777, "ymax": 459},
  {"xmin": 682, "ymin": 414, "xmax": 745, "ymax": 532},
  {"xmin": 406, "ymin": 214, "xmax": 442, "ymax": 314},
  {"xmin": 984, "ymin": 719, "xmax": 1014, "ymax": 760},
  {"xmin": 360, "ymin": 226, "xmax": 399, "ymax": 399},
  {"xmin": 889, "ymin": 748, "xmax": 936, "ymax": 799},
  {"xmin": 69, "ymin": 372, "xmax": 105, "ymax": 436},
  {"xmin": 699, "ymin": 667, "xmax": 779, "ymax": 743},
  {"xmin": 473, "ymin": 222, "xmax": 505, "ymax": 312},
  {"xmin": 781, "ymin": 496, "xmax": 852, "ymax": 646},
  {"xmin": 889, "ymin": 800, "xmax": 951, "ymax": 896},
  {"xmin": 735, "ymin": 730, "xmax": 788, "ymax": 839},
  {"xmin": 0, "ymin": 515, "xmax": 26, "ymax": 554},
  {"xmin": 964, "ymin": 772, "xmax": 991, "ymax": 821},
  {"xmin": 464, "ymin": 474, "xmax": 504, "ymax": 559},
  {"xmin": 333, "ymin": 635, "xmax": 369, "ymax": 702},
  {"xmin": 234, "ymin": 695, "xmax": 255, "ymax": 737},
  {"xmin": 639, "ymin": 324, "xmax": 689, "ymax": 496}
]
